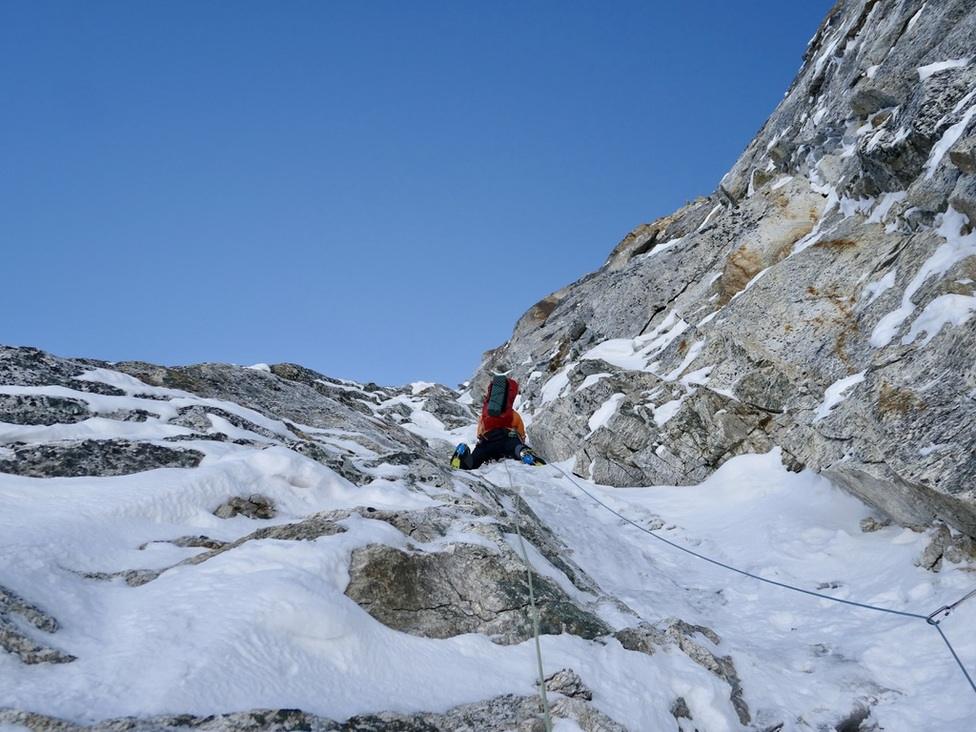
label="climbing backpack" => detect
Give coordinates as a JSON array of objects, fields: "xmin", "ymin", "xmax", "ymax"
[{"xmin": 481, "ymin": 375, "xmax": 518, "ymax": 433}]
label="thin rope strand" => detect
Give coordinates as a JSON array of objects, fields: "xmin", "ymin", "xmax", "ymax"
[
  {"xmin": 505, "ymin": 461, "xmax": 553, "ymax": 732},
  {"xmin": 934, "ymin": 623, "xmax": 976, "ymax": 695},
  {"xmin": 548, "ymin": 463, "xmax": 928, "ymax": 620}
]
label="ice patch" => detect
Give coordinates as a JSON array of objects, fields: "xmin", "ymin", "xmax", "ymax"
[
  {"xmin": 587, "ymin": 393, "xmax": 626, "ymax": 437},
  {"xmin": 697, "ymin": 204, "xmax": 723, "ymax": 231},
  {"xmin": 812, "ymin": 35, "xmax": 840, "ymax": 77},
  {"xmin": 862, "ymin": 269, "xmax": 897, "ymax": 307},
  {"xmin": 653, "ymin": 397, "xmax": 685, "ymax": 427},
  {"xmin": 540, "ymin": 365, "xmax": 574, "ymax": 405},
  {"xmin": 577, "ymin": 373, "xmax": 611, "ymax": 392},
  {"xmin": 813, "ymin": 371, "xmax": 866, "ymax": 422},
  {"xmin": 839, "ymin": 195, "xmax": 875, "ymax": 218},
  {"xmin": 902, "ymin": 294, "xmax": 976, "ymax": 346},
  {"xmin": 664, "ymin": 341, "xmax": 704, "ymax": 382},
  {"xmin": 680, "ymin": 366, "xmax": 713, "ymax": 389},
  {"xmin": 729, "ymin": 267, "xmax": 771, "ymax": 302},
  {"xmin": 867, "ymin": 192, "xmax": 906, "ymax": 224},
  {"xmin": 871, "ymin": 208, "xmax": 976, "ymax": 346},
  {"xmin": 906, "ymin": 3, "xmax": 926, "ymax": 33},
  {"xmin": 637, "ymin": 237, "xmax": 684, "ymax": 260},
  {"xmin": 582, "ymin": 312, "xmax": 689, "ymax": 374},
  {"xmin": 925, "ymin": 103, "xmax": 976, "ymax": 179},
  {"xmin": 917, "ymin": 58, "xmax": 971, "ymax": 81},
  {"xmin": 697, "ymin": 310, "xmax": 720, "ymax": 327},
  {"xmin": 246, "ymin": 363, "xmax": 272, "ymax": 373}
]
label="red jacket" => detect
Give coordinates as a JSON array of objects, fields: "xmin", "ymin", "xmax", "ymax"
[{"xmin": 477, "ymin": 410, "xmax": 526, "ymax": 441}]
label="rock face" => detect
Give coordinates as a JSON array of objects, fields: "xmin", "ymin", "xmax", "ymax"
[
  {"xmin": 472, "ymin": 0, "xmax": 976, "ymax": 538},
  {"xmin": 0, "ymin": 440, "xmax": 204, "ymax": 478},
  {"xmin": 213, "ymin": 494, "xmax": 277, "ymax": 520},
  {"xmin": 0, "ymin": 585, "xmax": 75, "ymax": 665},
  {"xmin": 345, "ymin": 542, "xmax": 610, "ymax": 645},
  {"xmin": 0, "ymin": 695, "xmax": 627, "ymax": 732}
]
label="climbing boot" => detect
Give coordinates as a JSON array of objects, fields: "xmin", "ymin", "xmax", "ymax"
[
  {"xmin": 519, "ymin": 446, "xmax": 540, "ymax": 466},
  {"xmin": 451, "ymin": 443, "xmax": 469, "ymax": 469}
]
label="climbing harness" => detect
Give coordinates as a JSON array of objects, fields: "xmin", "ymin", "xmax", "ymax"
[
  {"xmin": 540, "ymin": 461, "xmax": 976, "ymax": 698},
  {"xmin": 504, "ymin": 460, "xmax": 554, "ymax": 732}
]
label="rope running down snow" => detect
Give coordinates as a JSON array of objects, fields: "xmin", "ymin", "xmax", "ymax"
[
  {"xmin": 504, "ymin": 460, "xmax": 554, "ymax": 732},
  {"xmin": 544, "ymin": 462, "xmax": 976, "ymax": 697}
]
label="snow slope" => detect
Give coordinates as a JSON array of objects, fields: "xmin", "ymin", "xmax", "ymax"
[{"xmin": 1, "ymin": 354, "xmax": 974, "ymax": 731}]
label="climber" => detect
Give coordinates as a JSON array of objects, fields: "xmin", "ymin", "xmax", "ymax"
[{"xmin": 451, "ymin": 374, "xmax": 544, "ymax": 469}]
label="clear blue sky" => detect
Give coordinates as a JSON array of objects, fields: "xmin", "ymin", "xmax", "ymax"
[{"xmin": 1, "ymin": 1, "xmax": 831, "ymax": 387}]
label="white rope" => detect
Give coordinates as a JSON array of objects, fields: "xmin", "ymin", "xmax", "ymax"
[{"xmin": 504, "ymin": 460, "xmax": 553, "ymax": 732}]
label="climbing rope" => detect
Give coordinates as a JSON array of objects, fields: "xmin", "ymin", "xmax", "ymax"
[
  {"xmin": 540, "ymin": 461, "xmax": 976, "ymax": 698},
  {"xmin": 504, "ymin": 460, "xmax": 554, "ymax": 732}
]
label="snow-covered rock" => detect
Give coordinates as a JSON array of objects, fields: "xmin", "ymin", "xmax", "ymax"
[
  {"xmin": 473, "ymin": 0, "xmax": 976, "ymax": 539},
  {"xmin": 2, "ymin": 344, "xmax": 975, "ymax": 730}
]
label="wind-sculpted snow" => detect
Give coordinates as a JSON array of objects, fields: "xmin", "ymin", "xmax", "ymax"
[
  {"xmin": 1, "ymin": 345, "xmax": 975, "ymax": 730},
  {"xmin": 472, "ymin": 0, "xmax": 976, "ymax": 540}
]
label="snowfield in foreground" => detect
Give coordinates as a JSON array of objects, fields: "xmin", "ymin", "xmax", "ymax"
[{"xmin": 1, "ymin": 362, "xmax": 975, "ymax": 732}]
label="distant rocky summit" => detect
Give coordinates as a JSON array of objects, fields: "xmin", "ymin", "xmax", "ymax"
[{"xmin": 472, "ymin": 0, "xmax": 976, "ymax": 540}]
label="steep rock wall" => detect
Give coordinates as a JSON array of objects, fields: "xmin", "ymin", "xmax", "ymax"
[{"xmin": 471, "ymin": 0, "xmax": 976, "ymax": 537}]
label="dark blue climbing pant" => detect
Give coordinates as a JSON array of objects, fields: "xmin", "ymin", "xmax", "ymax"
[{"xmin": 458, "ymin": 429, "xmax": 525, "ymax": 470}]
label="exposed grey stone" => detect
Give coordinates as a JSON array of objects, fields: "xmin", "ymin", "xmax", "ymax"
[
  {"xmin": 112, "ymin": 360, "xmax": 431, "ymax": 459},
  {"xmin": 614, "ymin": 619, "xmax": 748, "ymax": 725},
  {"xmin": 345, "ymin": 542, "xmax": 611, "ymax": 645},
  {"xmin": 949, "ymin": 136, "xmax": 976, "ymax": 174},
  {"xmin": 80, "ymin": 568, "xmax": 161, "ymax": 588},
  {"xmin": 859, "ymin": 516, "xmax": 892, "ymax": 533},
  {"xmin": 948, "ymin": 173, "xmax": 976, "ymax": 226},
  {"xmin": 171, "ymin": 405, "xmax": 279, "ymax": 441},
  {"xmin": 139, "ymin": 535, "xmax": 227, "ymax": 551},
  {"xmin": 0, "ymin": 584, "xmax": 75, "ymax": 665},
  {"xmin": 944, "ymin": 532, "xmax": 976, "ymax": 565},
  {"xmin": 413, "ymin": 384, "xmax": 477, "ymax": 430},
  {"xmin": 670, "ymin": 697, "xmax": 691, "ymax": 720},
  {"xmin": 0, "ymin": 393, "xmax": 91, "ymax": 426},
  {"xmin": 834, "ymin": 705, "xmax": 874, "ymax": 732},
  {"xmin": 916, "ymin": 522, "xmax": 976, "ymax": 571},
  {"xmin": 543, "ymin": 668, "xmax": 592, "ymax": 700},
  {"xmin": 213, "ymin": 494, "xmax": 277, "ymax": 520},
  {"xmin": 287, "ymin": 439, "xmax": 369, "ymax": 485},
  {"xmin": 0, "ymin": 346, "xmax": 123, "ymax": 396},
  {"xmin": 0, "ymin": 440, "xmax": 203, "ymax": 478},
  {"xmin": 0, "ymin": 690, "xmax": 628, "ymax": 731}
]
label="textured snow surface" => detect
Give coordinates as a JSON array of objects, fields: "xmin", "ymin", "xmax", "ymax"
[
  {"xmin": 512, "ymin": 454, "xmax": 976, "ymax": 731},
  {"xmin": 1, "ymin": 368, "xmax": 975, "ymax": 731}
]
